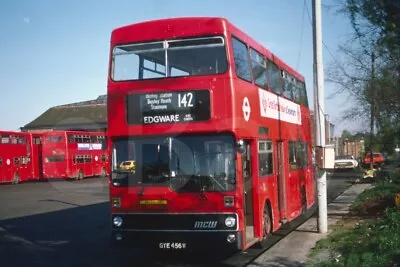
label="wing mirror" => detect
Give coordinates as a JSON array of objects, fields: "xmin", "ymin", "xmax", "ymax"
[{"xmin": 236, "ymin": 139, "xmax": 246, "ymax": 154}]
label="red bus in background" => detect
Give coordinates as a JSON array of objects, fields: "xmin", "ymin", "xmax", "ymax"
[
  {"xmin": 41, "ymin": 131, "xmax": 109, "ymax": 180},
  {"xmin": 0, "ymin": 131, "xmax": 35, "ymax": 184},
  {"xmin": 107, "ymin": 17, "xmax": 315, "ymax": 252}
]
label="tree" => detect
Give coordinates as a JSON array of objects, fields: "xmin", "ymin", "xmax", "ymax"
[
  {"xmin": 341, "ymin": 130, "xmax": 352, "ymax": 140},
  {"xmin": 343, "ymin": 0, "xmax": 400, "ymax": 61},
  {"xmin": 327, "ymin": 0, "xmax": 399, "ymax": 154}
]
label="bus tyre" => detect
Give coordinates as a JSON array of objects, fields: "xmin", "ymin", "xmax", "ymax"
[
  {"xmin": 13, "ymin": 173, "xmax": 20, "ymax": 185},
  {"xmin": 78, "ymin": 170, "xmax": 84, "ymax": 180},
  {"xmin": 100, "ymin": 168, "xmax": 106, "ymax": 178},
  {"xmin": 262, "ymin": 205, "xmax": 272, "ymax": 239}
]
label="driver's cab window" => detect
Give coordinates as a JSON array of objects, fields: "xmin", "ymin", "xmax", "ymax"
[{"xmin": 204, "ymin": 141, "xmax": 235, "ymax": 177}]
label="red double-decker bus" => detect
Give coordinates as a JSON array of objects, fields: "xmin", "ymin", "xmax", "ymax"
[
  {"xmin": 107, "ymin": 17, "xmax": 315, "ymax": 252},
  {"xmin": 41, "ymin": 131, "xmax": 109, "ymax": 180},
  {"xmin": 0, "ymin": 131, "xmax": 37, "ymax": 184}
]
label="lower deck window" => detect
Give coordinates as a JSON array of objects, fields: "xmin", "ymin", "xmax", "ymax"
[
  {"xmin": 289, "ymin": 140, "xmax": 310, "ymax": 170},
  {"xmin": 14, "ymin": 157, "xmax": 21, "ymax": 166},
  {"xmin": 73, "ymin": 155, "xmax": 92, "ymax": 164},
  {"xmin": 46, "ymin": 155, "xmax": 65, "ymax": 162},
  {"xmin": 258, "ymin": 140, "xmax": 273, "ymax": 176},
  {"xmin": 22, "ymin": 157, "xmax": 30, "ymax": 165}
]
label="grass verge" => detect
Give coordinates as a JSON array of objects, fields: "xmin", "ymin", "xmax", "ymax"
[{"xmin": 308, "ymin": 173, "xmax": 400, "ymax": 267}]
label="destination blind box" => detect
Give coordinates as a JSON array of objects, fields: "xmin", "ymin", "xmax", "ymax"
[{"xmin": 126, "ymin": 90, "xmax": 210, "ymax": 125}]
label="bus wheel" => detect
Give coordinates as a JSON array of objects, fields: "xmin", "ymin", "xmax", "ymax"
[
  {"xmin": 13, "ymin": 173, "xmax": 20, "ymax": 184},
  {"xmin": 262, "ymin": 205, "xmax": 272, "ymax": 239},
  {"xmin": 100, "ymin": 168, "xmax": 106, "ymax": 178},
  {"xmin": 78, "ymin": 170, "xmax": 84, "ymax": 180}
]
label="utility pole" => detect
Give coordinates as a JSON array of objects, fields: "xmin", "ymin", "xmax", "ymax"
[
  {"xmin": 325, "ymin": 114, "xmax": 330, "ymax": 144},
  {"xmin": 369, "ymin": 52, "xmax": 375, "ymax": 169},
  {"xmin": 312, "ymin": 0, "xmax": 328, "ymax": 233}
]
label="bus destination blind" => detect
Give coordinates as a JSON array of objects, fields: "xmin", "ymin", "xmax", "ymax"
[{"xmin": 126, "ymin": 90, "xmax": 210, "ymax": 125}]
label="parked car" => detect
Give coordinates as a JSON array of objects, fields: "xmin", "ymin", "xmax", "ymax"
[
  {"xmin": 334, "ymin": 155, "xmax": 359, "ymax": 170},
  {"xmin": 363, "ymin": 152, "xmax": 385, "ymax": 168},
  {"xmin": 119, "ymin": 160, "xmax": 136, "ymax": 172}
]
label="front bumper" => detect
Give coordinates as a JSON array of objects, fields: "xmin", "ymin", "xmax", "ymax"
[
  {"xmin": 334, "ymin": 164, "xmax": 355, "ymax": 169},
  {"xmin": 112, "ymin": 230, "xmax": 242, "ymax": 251},
  {"xmin": 111, "ymin": 212, "xmax": 242, "ymax": 251},
  {"xmin": 335, "ymin": 166, "xmax": 355, "ymax": 169}
]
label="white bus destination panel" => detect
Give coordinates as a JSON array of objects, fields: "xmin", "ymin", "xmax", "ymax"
[{"xmin": 126, "ymin": 90, "xmax": 210, "ymax": 125}]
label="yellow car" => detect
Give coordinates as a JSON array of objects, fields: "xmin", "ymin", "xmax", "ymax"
[{"xmin": 119, "ymin": 160, "xmax": 136, "ymax": 172}]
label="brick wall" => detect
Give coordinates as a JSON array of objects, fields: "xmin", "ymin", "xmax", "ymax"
[{"xmin": 342, "ymin": 139, "xmax": 365, "ymax": 159}]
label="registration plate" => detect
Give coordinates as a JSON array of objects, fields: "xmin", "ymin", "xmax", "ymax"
[{"xmin": 159, "ymin": 242, "xmax": 187, "ymax": 250}]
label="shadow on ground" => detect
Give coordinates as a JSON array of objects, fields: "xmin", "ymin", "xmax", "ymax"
[
  {"xmin": 0, "ymin": 202, "xmax": 315, "ymax": 267},
  {"xmin": 248, "ymin": 257, "xmax": 305, "ymax": 267},
  {"xmin": 0, "ymin": 202, "xmax": 242, "ymax": 267}
]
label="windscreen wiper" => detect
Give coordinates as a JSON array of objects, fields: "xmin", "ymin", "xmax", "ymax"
[
  {"xmin": 199, "ymin": 188, "xmax": 208, "ymax": 200},
  {"xmin": 197, "ymin": 175, "xmax": 208, "ymax": 200}
]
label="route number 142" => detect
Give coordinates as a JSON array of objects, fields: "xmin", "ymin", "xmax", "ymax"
[{"xmin": 178, "ymin": 92, "xmax": 193, "ymax": 108}]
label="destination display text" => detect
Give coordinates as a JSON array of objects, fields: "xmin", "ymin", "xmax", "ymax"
[{"xmin": 126, "ymin": 90, "xmax": 210, "ymax": 125}]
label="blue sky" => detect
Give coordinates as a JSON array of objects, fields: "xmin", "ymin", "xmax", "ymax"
[{"xmin": 0, "ymin": 0, "xmax": 356, "ymax": 135}]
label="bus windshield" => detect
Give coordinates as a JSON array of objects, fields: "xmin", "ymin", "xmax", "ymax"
[
  {"xmin": 111, "ymin": 36, "xmax": 228, "ymax": 81},
  {"xmin": 111, "ymin": 134, "xmax": 236, "ymax": 192}
]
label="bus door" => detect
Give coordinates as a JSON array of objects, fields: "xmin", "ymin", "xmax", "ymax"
[
  {"xmin": 241, "ymin": 139, "xmax": 255, "ymax": 243},
  {"xmin": 0, "ymin": 157, "xmax": 4, "ymax": 183},
  {"xmin": 90, "ymin": 136, "xmax": 102, "ymax": 176},
  {"xmin": 84, "ymin": 155, "xmax": 94, "ymax": 177},
  {"xmin": 288, "ymin": 141, "xmax": 302, "ymax": 215},
  {"xmin": 276, "ymin": 141, "xmax": 287, "ymax": 223},
  {"xmin": 31, "ymin": 135, "xmax": 43, "ymax": 179}
]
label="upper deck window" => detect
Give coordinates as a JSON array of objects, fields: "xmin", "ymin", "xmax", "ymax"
[
  {"xmin": 45, "ymin": 136, "xmax": 62, "ymax": 143},
  {"xmin": 250, "ymin": 48, "xmax": 267, "ymax": 89},
  {"xmin": 299, "ymin": 82, "xmax": 309, "ymax": 107},
  {"xmin": 281, "ymin": 70, "xmax": 294, "ymax": 100},
  {"xmin": 0, "ymin": 135, "xmax": 10, "ymax": 144},
  {"xmin": 0, "ymin": 135, "xmax": 26, "ymax": 144},
  {"xmin": 232, "ymin": 37, "xmax": 252, "ymax": 82},
  {"xmin": 111, "ymin": 36, "xmax": 228, "ymax": 81},
  {"xmin": 267, "ymin": 60, "xmax": 282, "ymax": 95}
]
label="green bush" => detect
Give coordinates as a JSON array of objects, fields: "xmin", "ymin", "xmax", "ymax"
[
  {"xmin": 312, "ymin": 208, "xmax": 400, "ymax": 267},
  {"xmin": 351, "ymin": 172, "xmax": 400, "ymax": 215},
  {"xmin": 310, "ymin": 171, "xmax": 400, "ymax": 267}
]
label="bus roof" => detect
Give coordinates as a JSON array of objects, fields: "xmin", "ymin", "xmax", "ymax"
[
  {"xmin": 111, "ymin": 16, "xmax": 304, "ymax": 82},
  {"xmin": 41, "ymin": 130, "xmax": 105, "ymax": 135},
  {"xmin": 111, "ymin": 16, "xmax": 228, "ymax": 44}
]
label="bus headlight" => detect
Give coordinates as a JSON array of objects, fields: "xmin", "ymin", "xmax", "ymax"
[
  {"xmin": 225, "ymin": 217, "xmax": 236, "ymax": 228},
  {"xmin": 113, "ymin": 216, "xmax": 123, "ymax": 227}
]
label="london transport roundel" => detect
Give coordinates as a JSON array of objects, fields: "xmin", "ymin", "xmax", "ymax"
[
  {"xmin": 242, "ymin": 97, "xmax": 251, "ymax": 121},
  {"xmin": 6, "ymin": 159, "xmax": 10, "ymax": 165},
  {"xmin": 95, "ymin": 156, "xmax": 98, "ymax": 162}
]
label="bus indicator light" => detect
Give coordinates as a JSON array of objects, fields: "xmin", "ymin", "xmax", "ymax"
[{"xmin": 224, "ymin": 196, "xmax": 234, "ymax": 207}]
